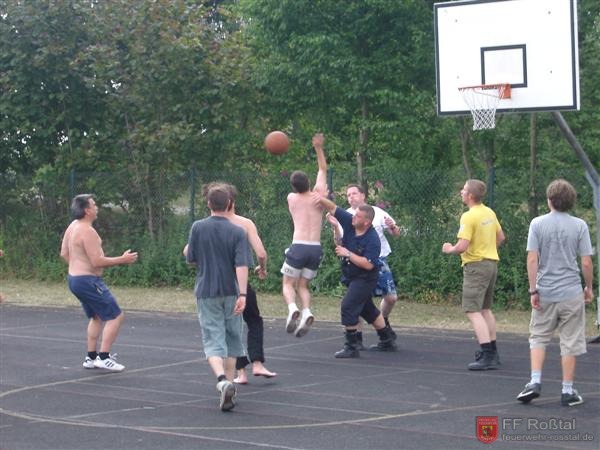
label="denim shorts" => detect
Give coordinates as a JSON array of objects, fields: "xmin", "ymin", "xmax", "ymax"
[
  {"xmin": 67, "ymin": 275, "xmax": 121, "ymax": 321},
  {"xmin": 373, "ymin": 258, "xmax": 397, "ymax": 297},
  {"xmin": 197, "ymin": 295, "xmax": 245, "ymax": 358}
]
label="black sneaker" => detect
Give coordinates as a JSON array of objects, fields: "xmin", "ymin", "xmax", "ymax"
[
  {"xmin": 561, "ymin": 390, "xmax": 584, "ymax": 407},
  {"xmin": 517, "ymin": 382, "xmax": 541, "ymax": 403}
]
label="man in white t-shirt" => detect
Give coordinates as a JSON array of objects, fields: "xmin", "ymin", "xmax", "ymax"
[{"xmin": 327, "ymin": 184, "xmax": 401, "ymax": 350}]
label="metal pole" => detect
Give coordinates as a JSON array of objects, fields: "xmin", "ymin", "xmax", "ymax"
[
  {"xmin": 69, "ymin": 168, "xmax": 75, "ymax": 201},
  {"xmin": 189, "ymin": 167, "xmax": 196, "ymax": 226},
  {"xmin": 551, "ymin": 112, "xmax": 600, "ymax": 339}
]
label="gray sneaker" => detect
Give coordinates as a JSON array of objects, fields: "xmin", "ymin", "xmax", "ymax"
[
  {"xmin": 561, "ymin": 390, "xmax": 583, "ymax": 407},
  {"xmin": 517, "ymin": 382, "xmax": 541, "ymax": 403},
  {"xmin": 216, "ymin": 380, "xmax": 236, "ymax": 411}
]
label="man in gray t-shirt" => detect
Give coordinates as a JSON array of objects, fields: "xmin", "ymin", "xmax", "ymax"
[
  {"xmin": 184, "ymin": 183, "xmax": 249, "ymax": 412},
  {"xmin": 517, "ymin": 179, "xmax": 594, "ymax": 407}
]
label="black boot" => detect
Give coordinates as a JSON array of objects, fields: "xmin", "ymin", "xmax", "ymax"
[
  {"xmin": 467, "ymin": 350, "xmax": 499, "ymax": 370},
  {"xmin": 368, "ymin": 325, "xmax": 397, "ymax": 352},
  {"xmin": 355, "ymin": 331, "xmax": 365, "ymax": 350},
  {"xmin": 475, "ymin": 349, "xmax": 501, "ymax": 366},
  {"xmin": 335, "ymin": 330, "xmax": 361, "ymax": 358},
  {"xmin": 384, "ymin": 317, "xmax": 397, "ymax": 341}
]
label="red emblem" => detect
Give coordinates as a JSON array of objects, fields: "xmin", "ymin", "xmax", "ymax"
[{"xmin": 476, "ymin": 416, "xmax": 498, "ymax": 444}]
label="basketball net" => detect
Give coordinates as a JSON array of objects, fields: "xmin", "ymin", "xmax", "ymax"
[{"xmin": 458, "ymin": 84, "xmax": 511, "ymax": 130}]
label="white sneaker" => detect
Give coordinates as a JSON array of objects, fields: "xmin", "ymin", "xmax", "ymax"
[
  {"xmin": 216, "ymin": 380, "xmax": 236, "ymax": 411},
  {"xmin": 295, "ymin": 313, "xmax": 314, "ymax": 338},
  {"xmin": 285, "ymin": 309, "xmax": 300, "ymax": 333},
  {"xmin": 93, "ymin": 356, "xmax": 125, "ymax": 372},
  {"xmin": 82, "ymin": 356, "xmax": 97, "ymax": 369}
]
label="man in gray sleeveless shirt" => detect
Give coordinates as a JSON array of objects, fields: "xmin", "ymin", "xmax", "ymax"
[{"xmin": 517, "ymin": 179, "xmax": 594, "ymax": 407}]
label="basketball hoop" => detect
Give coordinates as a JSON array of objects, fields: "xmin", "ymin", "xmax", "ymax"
[{"xmin": 458, "ymin": 83, "xmax": 511, "ymax": 130}]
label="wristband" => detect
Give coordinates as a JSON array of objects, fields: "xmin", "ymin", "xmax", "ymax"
[
  {"xmin": 239, "ymin": 293, "xmax": 247, "ymax": 297},
  {"xmin": 346, "ymin": 250, "xmax": 352, "ymax": 258},
  {"xmin": 528, "ymin": 289, "xmax": 538, "ymax": 295}
]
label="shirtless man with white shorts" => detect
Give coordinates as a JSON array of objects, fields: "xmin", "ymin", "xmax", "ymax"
[{"xmin": 281, "ymin": 133, "xmax": 328, "ymax": 337}]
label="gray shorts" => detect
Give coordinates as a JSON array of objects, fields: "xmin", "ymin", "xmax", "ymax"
[
  {"xmin": 529, "ymin": 294, "xmax": 587, "ymax": 356},
  {"xmin": 196, "ymin": 296, "xmax": 245, "ymax": 359},
  {"xmin": 461, "ymin": 260, "xmax": 497, "ymax": 312}
]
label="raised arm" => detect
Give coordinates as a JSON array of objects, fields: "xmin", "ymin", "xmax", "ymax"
[
  {"xmin": 314, "ymin": 192, "xmax": 337, "ymax": 214},
  {"xmin": 312, "ymin": 133, "xmax": 328, "ymax": 196}
]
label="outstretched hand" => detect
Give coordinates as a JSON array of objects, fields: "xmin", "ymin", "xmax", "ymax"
[
  {"xmin": 326, "ymin": 212, "xmax": 339, "ymax": 227},
  {"xmin": 121, "ymin": 249, "xmax": 138, "ymax": 264},
  {"xmin": 312, "ymin": 133, "xmax": 324, "ymax": 150}
]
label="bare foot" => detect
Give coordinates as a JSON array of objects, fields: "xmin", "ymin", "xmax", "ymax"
[
  {"xmin": 233, "ymin": 368, "xmax": 248, "ymax": 384},
  {"xmin": 252, "ymin": 362, "xmax": 277, "ymax": 378}
]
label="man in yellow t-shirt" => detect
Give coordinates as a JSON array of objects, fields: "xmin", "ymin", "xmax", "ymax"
[{"xmin": 442, "ymin": 179, "xmax": 505, "ymax": 370}]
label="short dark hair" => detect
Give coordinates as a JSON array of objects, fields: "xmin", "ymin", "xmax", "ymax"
[
  {"xmin": 346, "ymin": 184, "xmax": 365, "ymax": 194},
  {"xmin": 290, "ymin": 170, "xmax": 310, "ymax": 193},
  {"xmin": 465, "ymin": 179, "xmax": 486, "ymax": 202},
  {"xmin": 71, "ymin": 194, "xmax": 94, "ymax": 220},
  {"xmin": 357, "ymin": 204, "xmax": 374, "ymax": 222},
  {"xmin": 547, "ymin": 179, "xmax": 576, "ymax": 212},
  {"xmin": 206, "ymin": 184, "xmax": 231, "ymax": 212},
  {"xmin": 224, "ymin": 183, "xmax": 237, "ymax": 211}
]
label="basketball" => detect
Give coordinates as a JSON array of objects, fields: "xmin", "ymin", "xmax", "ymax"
[{"xmin": 264, "ymin": 131, "xmax": 289, "ymax": 155}]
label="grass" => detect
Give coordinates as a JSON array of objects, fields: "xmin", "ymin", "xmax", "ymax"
[{"xmin": 2, "ymin": 278, "xmax": 598, "ymax": 336}]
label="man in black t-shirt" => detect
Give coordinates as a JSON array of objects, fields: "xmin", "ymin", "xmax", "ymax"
[{"xmin": 317, "ymin": 194, "xmax": 397, "ymax": 358}]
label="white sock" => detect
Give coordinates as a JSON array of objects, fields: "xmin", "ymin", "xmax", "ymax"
[
  {"xmin": 301, "ymin": 308, "xmax": 312, "ymax": 318},
  {"xmin": 530, "ymin": 370, "xmax": 542, "ymax": 385},
  {"xmin": 288, "ymin": 303, "xmax": 299, "ymax": 314},
  {"xmin": 562, "ymin": 381, "xmax": 573, "ymax": 395}
]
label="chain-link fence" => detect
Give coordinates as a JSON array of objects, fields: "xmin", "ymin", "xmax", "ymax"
[{"xmin": 0, "ymin": 166, "xmax": 596, "ymax": 309}]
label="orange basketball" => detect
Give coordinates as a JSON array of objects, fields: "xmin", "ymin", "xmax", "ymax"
[{"xmin": 264, "ymin": 131, "xmax": 289, "ymax": 155}]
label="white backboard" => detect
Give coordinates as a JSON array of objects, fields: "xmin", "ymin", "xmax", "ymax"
[{"xmin": 434, "ymin": 0, "xmax": 580, "ymax": 115}]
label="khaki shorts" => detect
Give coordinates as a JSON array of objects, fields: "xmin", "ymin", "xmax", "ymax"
[
  {"xmin": 461, "ymin": 260, "xmax": 498, "ymax": 312},
  {"xmin": 529, "ymin": 294, "xmax": 587, "ymax": 356}
]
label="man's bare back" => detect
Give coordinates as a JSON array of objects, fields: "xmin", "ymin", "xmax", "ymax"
[{"xmin": 288, "ymin": 192, "xmax": 325, "ymax": 242}]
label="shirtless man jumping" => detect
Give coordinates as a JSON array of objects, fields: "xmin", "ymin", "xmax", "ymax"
[
  {"xmin": 281, "ymin": 133, "xmax": 328, "ymax": 337},
  {"xmin": 60, "ymin": 194, "xmax": 138, "ymax": 371}
]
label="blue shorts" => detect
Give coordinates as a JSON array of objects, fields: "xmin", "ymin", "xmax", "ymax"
[
  {"xmin": 197, "ymin": 296, "xmax": 245, "ymax": 359},
  {"xmin": 373, "ymin": 258, "xmax": 397, "ymax": 297},
  {"xmin": 67, "ymin": 275, "xmax": 122, "ymax": 321}
]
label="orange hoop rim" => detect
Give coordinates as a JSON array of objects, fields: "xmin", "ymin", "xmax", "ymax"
[{"xmin": 458, "ymin": 83, "xmax": 511, "ymax": 99}]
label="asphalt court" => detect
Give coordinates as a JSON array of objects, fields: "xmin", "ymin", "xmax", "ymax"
[{"xmin": 1, "ymin": 304, "xmax": 598, "ymax": 449}]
